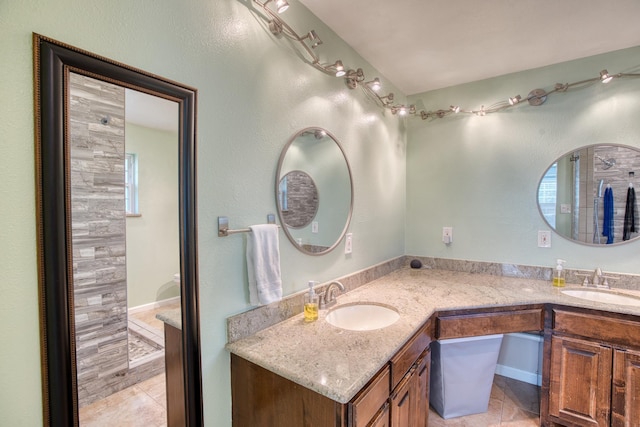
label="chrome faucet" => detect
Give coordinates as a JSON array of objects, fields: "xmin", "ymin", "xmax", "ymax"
[
  {"xmin": 578, "ymin": 267, "xmax": 613, "ymax": 289},
  {"xmin": 592, "ymin": 268, "xmax": 603, "ymax": 287},
  {"xmin": 323, "ymin": 281, "xmax": 345, "ymax": 308}
]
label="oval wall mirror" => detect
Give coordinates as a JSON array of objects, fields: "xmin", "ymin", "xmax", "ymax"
[
  {"xmin": 275, "ymin": 127, "xmax": 353, "ymax": 255},
  {"xmin": 537, "ymin": 144, "xmax": 640, "ymax": 245}
]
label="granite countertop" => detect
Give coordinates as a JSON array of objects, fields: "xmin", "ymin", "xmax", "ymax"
[
  {"xmin": 156, "ymin": 308, "xmax": 181, "ymax": 330},
  {"xmin": 226, "ymin": 267, "xmax": 640, "ymax": 404}
]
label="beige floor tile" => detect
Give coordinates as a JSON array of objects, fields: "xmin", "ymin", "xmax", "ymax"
[
  {"xmin": 428, "ymin": 375, "xmax": 540, "ymax": 426},
  {"xmin": 79, "ymin": 385, "xmax": 166, "ymax": 427},
  {"xmin": 137, "ymin": 374, "xmax": 167, "ymax": 408}
]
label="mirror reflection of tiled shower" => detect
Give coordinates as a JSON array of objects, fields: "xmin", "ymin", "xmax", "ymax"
[{"xmin": 69, "ymin": 73, "xmax": 179, "ymax": 412}]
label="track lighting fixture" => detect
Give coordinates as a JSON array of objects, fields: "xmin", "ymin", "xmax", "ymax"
[
  {"xmin": 249, "ymin": 0, "xmax": 640, "ymax": 122},
  {"xmin": 346, "ymin": 68, "xmax": 365, "ymax": 89},
  {"xmin": 600, "ymin": 69, "xmax": 613, "ymax": 83},
  {"xmin": 268, "ymin": 19, "xmax": 283, "ymax": 35},
  {"xmin": 301, "ymin": 30, "xmax": 322, "ymax": 48},
  {"xmin": 268, "ymin": 0, "xmax": 289, "ymax": 14},
  {"xmin": 366, "ymin": 78, "xmax": 381, "ymax": 91},
  {"xmin": 379, "ymin": 93, "xmax": 394, "ymax": 105},
  {"xmin": 333, "ymin": 60, "xmax": 346, "ymax": 77},
  {"xmin": 527, "ymin": 89, "xmax": 547, "ymax": 106},
  {"xmin": 508, "ymin": 95, "xmax": 521, "ymax": 105}
]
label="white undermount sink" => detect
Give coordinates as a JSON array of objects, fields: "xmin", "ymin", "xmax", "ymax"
[
  {"xmin": 561, "ymin": 289, "xmax": 640, "ymax": 307},
  {"xmin": 325, "ymin": 303, "xmax": 400, "ymax": 331}
]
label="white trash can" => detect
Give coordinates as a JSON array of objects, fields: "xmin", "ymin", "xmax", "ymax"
[{"xmin": 429, "ymin": 334, "xmax": 504, "ymax": 419}]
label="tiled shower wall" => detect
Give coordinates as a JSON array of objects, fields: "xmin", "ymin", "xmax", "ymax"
[
  {"xmin": 577, "ymin": 145, "xmax": 640, "ymax": 244},
  {"xmin": 69, "ymin": 73, "xmax": 129, "ymax": 406},
  {"xmin": 281, "ymin": 170, "xmax": 318, "ymax": 227}
]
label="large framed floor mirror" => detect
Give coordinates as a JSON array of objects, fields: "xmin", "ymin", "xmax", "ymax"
[{"xmin": 34, "ymin": 34, "xmax": 202, "ymax": 426}]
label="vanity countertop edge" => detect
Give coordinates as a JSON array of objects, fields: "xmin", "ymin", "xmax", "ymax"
[{"xmin": 225, "ymin": 267, "xmax": 640, "ymax": 404}]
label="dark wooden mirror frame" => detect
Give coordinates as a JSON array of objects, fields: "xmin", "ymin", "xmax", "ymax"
[{"xmin": 33, "ymin": 34, "xmax": 202, "ymax": 426}]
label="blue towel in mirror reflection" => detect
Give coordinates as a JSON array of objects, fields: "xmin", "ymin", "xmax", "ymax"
[
  {"xmin": 247, "ymin": 224, "xmax": 282, "ymax": 306},
  {"xmin": 603, "ymin": 186, "xmax": 614, "ymax": 244}
]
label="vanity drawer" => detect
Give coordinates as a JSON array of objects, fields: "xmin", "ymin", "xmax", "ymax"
[
  {"xmin": 552, "ymin": 309, "xmax": 640, "ymax": 348},
  {"xmin": 390, "ymin": 318, "xmax": 432, "ymax": 389},
  {"xmin": 437, "ymin": 308, "xmax": 543, "ymax": 339},
  {"xmin": 349, "ymin": 364, "xmax": 390, "ymax": 427}
]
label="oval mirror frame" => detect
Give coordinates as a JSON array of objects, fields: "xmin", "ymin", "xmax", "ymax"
[
  {"xmin": 275, "ymin": 127, "xmax": 354, "ymax": 256},
  {"xmin": 537, "ymin": 143, "xmax": 640, "ymax": 246},
  {"xmin": 34, "ymin": 34, "xmax": 202, "ymax": 426}
]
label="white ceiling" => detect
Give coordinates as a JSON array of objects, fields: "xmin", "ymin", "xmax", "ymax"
[
  {"xmin": 125, "ymin": 89, "xmax": 178, "ymax": 132},
  {"xmin": 299, "ymin": 0, "xmax": 640, "ymax": 95}
]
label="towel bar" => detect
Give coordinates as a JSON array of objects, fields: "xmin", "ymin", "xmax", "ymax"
[{"xmin": 218, "ymin": 214, "xmax": 279, "ymax": 237}]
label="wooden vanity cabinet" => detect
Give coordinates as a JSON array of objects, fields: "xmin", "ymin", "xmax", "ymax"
[
  {"xmin": 350, "ymin": 316, "xmax": 433, "ymax": 427},
  {"xmin": 231, "ymin": 317, "xmax": 433, "ymax": 427},
  {"xmin": 544, "ymin": 308, "xmax": 640, "ymax": 427}
]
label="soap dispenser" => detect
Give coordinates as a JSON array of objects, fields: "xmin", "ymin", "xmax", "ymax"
[
  {"xmin": 304, "ymin": 281, "xmax": 319, "ymax": 322},
  {"xmin": 553, "ymin": 259, "xmax": 566, "ymax": 287}
]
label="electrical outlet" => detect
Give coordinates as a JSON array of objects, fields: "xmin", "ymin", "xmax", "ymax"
[
  {"xmin": 344, "ymin": 233, "xmax": 353, "ymax": 254},
  {"xmin": 538, "ymin": 230, "xmax": 551, "ymax": 248},
  {"xmin": 312, "ymin": 221, "xmax": 318, "ymax": 233},
  {"xmin": 442, "ymin": 227, "xmax": 453, "ymax": 244}
]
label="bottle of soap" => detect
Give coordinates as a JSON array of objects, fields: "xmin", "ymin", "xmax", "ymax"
[
  {"xmin": 304, "ymin": 281, "xmax": 319, "ymax": 322},
  {"xmin": 553, "ymin": 259, "xmax": 566, "ymax": 287}
]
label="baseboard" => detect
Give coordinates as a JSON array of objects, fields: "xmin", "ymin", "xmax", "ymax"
[
  {"xmin": 495, "ymin": 364, "xmax": 542, "ymax": 386},
  {"xmin": 128, "ymin": 296, "xmax": 180, "ymax": 314}
]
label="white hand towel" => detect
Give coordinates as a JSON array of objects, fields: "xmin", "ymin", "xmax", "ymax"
[{"xmin": 247, "ymin": 224, "xmax": 282, "ymax": 306}]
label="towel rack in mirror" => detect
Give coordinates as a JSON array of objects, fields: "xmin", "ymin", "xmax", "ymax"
[{"xmin": 218, "ymin": 214, "xmax": 279, "ymax": 237}]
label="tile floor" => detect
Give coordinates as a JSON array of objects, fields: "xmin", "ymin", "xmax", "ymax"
[
  {"xmin": 79, "ymin": 373, "xmax": 167, "ymax": 426},
  {"xmin": 428, "ymin": 375, "xmax": 540, "ymax": 426},
  {"xmin": 79, "ymin": 372, "xmax": 539, "ymax": 426}
]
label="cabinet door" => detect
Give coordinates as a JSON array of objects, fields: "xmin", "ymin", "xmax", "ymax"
[
  {"xmin": 390, "ymin": 368, "xmax": 417, "ymax": 427},
  {"xmin": 369, "ymin": 402, "xmax": 390, "ymax": 427},
  {"xmin": 416, "ymin": 350, "xmax": 430, "ymax": 427},
  {"xmin": 611, "ymin": 348, "xmax": 640, "ymax": 427},
  {"xmin": 549, "ymin": 335, "xmax": 612, "ymax": 426}
]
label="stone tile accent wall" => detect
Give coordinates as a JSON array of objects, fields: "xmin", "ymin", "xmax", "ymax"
[
  {"xmin": 281, "ymin": 170, "xmax": 319, "ymax": 227},
  {"xmin": 70, "ymin": 73, "xmax": 129, "ymax": 406}
]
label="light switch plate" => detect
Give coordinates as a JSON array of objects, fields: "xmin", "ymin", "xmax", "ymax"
[
  {"xmin": 312, "ymin": 221, "xmax": 318, "ymax": 233},
  {"xmin": 538, "ymin": 230, "xmax": 551, "ymax": 248},
  {"xmin": 344, "ymin": 233, "xmax": 353, "ymax": 254},
  {"xmin": 442, "ymin": 227, "xmax": 453, "ymax": 244}
]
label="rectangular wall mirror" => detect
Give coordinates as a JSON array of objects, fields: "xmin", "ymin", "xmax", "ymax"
[{"xmin": 33, "ymin": 34, "xmax": 202, "ymax": 426}]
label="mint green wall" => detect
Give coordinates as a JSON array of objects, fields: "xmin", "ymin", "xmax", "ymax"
[
  {"xmin": 0, "ymin": 0, "xmax": 405, "ymax": 425},
  {"xmin": 125, "ymin": 123, "xmax": 181, "ymax": 308},
  {"xmin": 406, "ymin": 46, "xmax": 640, "ymax": 273}
]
